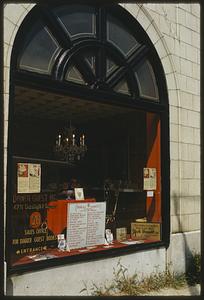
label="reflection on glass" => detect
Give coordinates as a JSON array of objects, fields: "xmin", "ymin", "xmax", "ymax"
[
  {"xmin": 86, "ymin": 54, "xmax": 96, "ymax": 75},
  {"xmin": 106, "ymin": 58, "xmax": 118, "ymax": 76},
  {"xmin": 107, "ymin": 15, "xmax": 139, "ymax": 56},
  {"xmin": 134, "ymin": 60, "xmax": 159, "ymax": 100},
  {"xmin": 54, "ymin": 5, "xmax": 96, "ymax": 37},
  {"xmin": 65, "ymin": 66, "xmax": 86, "ymax": 85},
  {"xmin": 113, "ymin": 79, "xmax": 130, "ymax": 95},
  {"xmin": 19, "ymin": 26, "xmax": 60, "ymax": 74}
]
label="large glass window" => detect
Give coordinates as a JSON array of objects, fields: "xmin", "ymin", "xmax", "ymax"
[
  {"xmin": 10, "ymin": 93, "xmax": 162, "ymax": 267},
  {"xmin": 8, "ymin": 3, "xmax": 169, "ymax": 273}
]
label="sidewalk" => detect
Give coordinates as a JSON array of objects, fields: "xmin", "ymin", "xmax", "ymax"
[{"xmin": 145, "ymin": 284, "xmax": 200, "ymax": 296}]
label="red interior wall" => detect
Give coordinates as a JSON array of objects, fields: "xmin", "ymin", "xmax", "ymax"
[{"xmin": 146, "ymin": 112, "xmax": 161, "ymax": 222}]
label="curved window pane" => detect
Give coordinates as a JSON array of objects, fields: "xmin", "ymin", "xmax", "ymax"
[
  {"xmin": 65, "ymin": 66, "xmax": 86, "ymax": 85},
  {"xmin": 134, "ymin": 60, "xmax": 159, "ymax": 100},
  {"xmin": 86, "ymin": 54, "xmax": 96, "ymax": 75},
  {"xmin": 106, "ymin": 58, "xmax": 118, "ymax": 77},
  {"xmin": 19, "ymin": 25, "xmax": 60, "ymax": 75},
  {"xmin": 54, "ymin": 5, "xmax": 96, "ymax": 38},
  {"xmin": 107, "ymin": 15, "xmax": 140, "ymax": 56},
  {"xmin": 113, "ymin": 79, "xmax": 130, "ymax": 95}
]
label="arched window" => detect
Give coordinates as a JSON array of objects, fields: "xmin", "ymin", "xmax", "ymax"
[{"xmin": 8, "ymin": 3, "xmax": 170, "ymax": 273}]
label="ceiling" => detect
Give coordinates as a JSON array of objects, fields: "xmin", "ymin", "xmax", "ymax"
[{"xmin": 14, "ymin": 86, "xmax": 131, "ymax": 124}]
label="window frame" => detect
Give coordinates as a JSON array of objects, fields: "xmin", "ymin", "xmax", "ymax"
[{"xmin": 6, "ymin": 3, "xmax": 170, "ymax": 275}]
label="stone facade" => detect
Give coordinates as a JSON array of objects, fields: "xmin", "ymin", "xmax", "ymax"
[{"xmin": 3, "ymin": 3, "xmax": 200, "ymax": 296}]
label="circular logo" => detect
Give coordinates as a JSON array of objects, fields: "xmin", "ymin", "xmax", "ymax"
[{"xmin": 29, "ymin": 211, "xmax": 41, "ymax": 228}]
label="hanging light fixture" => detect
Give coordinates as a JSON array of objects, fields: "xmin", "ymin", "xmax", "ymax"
[{"xmin": 54, "ymin": 122, "xmax": 87, "ymax": 162}]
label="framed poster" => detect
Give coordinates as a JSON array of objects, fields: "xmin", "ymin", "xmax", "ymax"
[
  {"xmin": 17, "ymin": 163, "xmax": 41, "ymax": 193},
  {"xmin": 143, "ymin": 168, "xmax": 157, "ymax": 190}
]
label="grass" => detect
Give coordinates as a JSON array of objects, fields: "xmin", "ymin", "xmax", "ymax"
[{"xmin": 81, "ymin": 254, "xmax": 201, "ymax": 296}]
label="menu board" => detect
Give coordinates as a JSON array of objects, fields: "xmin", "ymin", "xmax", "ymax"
[{"xmin": 66, "ymin": 202, "xmax": 106, "ymax": 250}]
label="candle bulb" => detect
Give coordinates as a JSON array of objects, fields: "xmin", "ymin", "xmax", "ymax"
[
  {"xmin": 58, "ymin": 134, "xmax": 61, "ymax": 146},
  {"xmin": 82, "ymin": 134, "xmax": 85, "ymax": 146},
  {"xmin": 66, "ymin": 138, "xmax": 69, "ymax": 144},
  {"xmin": 72, "ymin": 134, "xmax": 75, "ymax": 145}
]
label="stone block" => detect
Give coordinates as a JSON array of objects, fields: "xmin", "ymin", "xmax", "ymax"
[
  {"xmin": 177, "ymin": 74, "xmax": 187, "ymax": 91},
  {"xmin": 192, "ymin": 94, "xmax": 200, "ymax": 112},
  {"xmin": 178, "ymin": 4, "xmax": 191, "ymax": 13},
  {"xmin": 171, "ymin": 55, "xmax": 180, "ymax": 73},
  {"xmin": 179, "ymin": 25, "xmax": 191, "ymax": 44},
  {"xmin": 170, "ymin": 159, "xmax": 179, "ymax": 178},
  {"xmin": 192, "ymin": 63, "xmax": 200, "ymax": 80},
  {"xmin": 170, "ymin": 106, "xmax": 179, "ymax": 124},
  {"xmin": 171, "ymin": 215, "xmax": 180, "ymax": 233},
  {"xmin": 187, "ymin": 110, "xmax": 200, "ymax": 128},
  {"xmin": 194, "ymin": 162, "xmax": 200, "ymax": 179},
  {"xmin": 180, "ymin": 143, "xmax": 188, "ymax": 161},
  {"xmin": 191, "ymin": 3, "xmax": 200, "ymax": 18},
  {"xmin": 171, "ymin": 194, "xmax": 180, "ymax": 216},
  {"xmin": 180, "ymin": 125, "xmax": 194, "ymax": 143},
  {"xmin": 185, "ymin": 12, "xmax": 198, "ymax": 32},
  {"xmin": 180, "ymin": 214, "xmax": 189, "ymax": 232},
  {"xmin": 177, "ymin": 7, "xmax": 186, "ymax": 26},
  {"xmin": 155, "ymin": 39, "xmax": 169, "ymax": 60},
  {"xmin": 186, "ymin": 77, "xmax": 199, "ymax": 95},
  {"xmin": 174, "ymin": 40, "xmax": 186, "ymax": 58},
  {"xmin": 146, "ymin": 24, "xmax": 161, "ymax": 45},
  {"xmin": 4, "ymin": 66, "xmax": 10, "ymax": 95},
  {"xmin": 180, "ymin": 58, "xmax": 192, "ymax": 77},
  {"xmin": 180, "ymin": 91, "xmax": 193, "ymax": 110},
  {"xmin": 137, "ymin": 8, "xmax": 151, "ymax": 31},
  {"xmin": 180, "ymin": 197, "xmax": 195, "ymax": 214},
  {"xmin": 170, "ymin": 123, "xmax": 179, "ymax": 142},
  {"xmin": 180, "ymin": 161, "xmax": 195, "ymax": 179},
  {"xmin": 191, "ymin": 32, "xmax": 200, "ymax": 49},
  {"xmin": 170, "ymin": 178, "xmax": 180, "ymax": 194},
  {"xmin": 161, "ymin": 55, "xmax": 173, "ymax": 74},
  {"xmin": 180, "ymin": 179, "xmax": 190, "ymax": 196},
  {"xmin": 194, "ymin": 198, "xmax": 200, "ymax": 213},
  {"xmin": 168, "ymin": 90, "xmax": 179, "ymax": 107},
  {"xmin": 185, "ymin": 45, "xmax": 198, "ymax": 63},
  {"xmin": 166, "ymin": 72, "xmax": 176, "ymax": 90},
  {"xmin": 188, "ymin": 179, "xmax": 200, "ymax": 196},
  {"xmin": 3, "ymin": 18, "xmax": 15, "ymax": 45},
  {"xmin": 125, "ymin": 3, "xmax": 141, "ymax": 19},
  {"xmin": 170, "ymin": 142, "xmax": 179, "ymax": 160},
  {"xmin": 180, "ymin": 108, "xmax": 188, "ymax": 126},
  {"xmin": 193, "ymin": 128, "xmax": 200, "ymax": 145},
  {"xmin": 4, "ymin": 4, "xmax": 26, "ymax": 25},
  {"xmin": 188, "ymin": 144, "xmax": 200, "ymax": 162},
  {"xmin": 163, "ymin": 34, "xmax": 175, "ymax": 53},
  {"xmin": 188, "ymin": 214, "xmax": 200, "ymax": 231},
  {"xmin": 4, "ymin": 120, "xmax": 8, "ymax": 149}
]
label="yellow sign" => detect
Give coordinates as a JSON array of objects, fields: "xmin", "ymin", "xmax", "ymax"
[{"xmin": 131, "ymin": 222, "xmax": 160, "ymax": 241}]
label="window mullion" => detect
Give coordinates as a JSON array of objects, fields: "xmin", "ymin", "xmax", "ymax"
[
  {"xmin": 96, "ymin": 8, "xmax": 106, "ymax": 81},
  {"xmin": 37, "ymin": 5, "xmax": 72, "ymax": 49},
  {"xmin": 74, "ymin": 55, "xmax": 95, "ymax": 85},
  {"xmin": 127, "ymin": 45, "xmax": 149, "ymax": 69}
]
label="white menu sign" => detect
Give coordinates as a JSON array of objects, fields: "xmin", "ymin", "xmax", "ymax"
[{"xmin": 66, "ymin": 202, "xmax": 106, "ymax": 250}]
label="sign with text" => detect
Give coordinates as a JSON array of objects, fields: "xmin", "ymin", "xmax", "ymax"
[
  {"xmin": 131, "ymin": 222, "xmax": 160, "ymax": 241},
  {"xmin": 66, "ymin": 202, "xmax": 106, "ymax": 250},
  {"xmin": 17, "ymin": 163, "xmax": 41, "ymax": 193},
  {"xmin": 143, "ymin": 168, "xmax": 157, "ymax": 190}
]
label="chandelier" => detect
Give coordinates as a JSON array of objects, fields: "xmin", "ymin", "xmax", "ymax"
[{"xmin": 54, "ymin": 122, "xmax": 87, "ymax": 162}]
